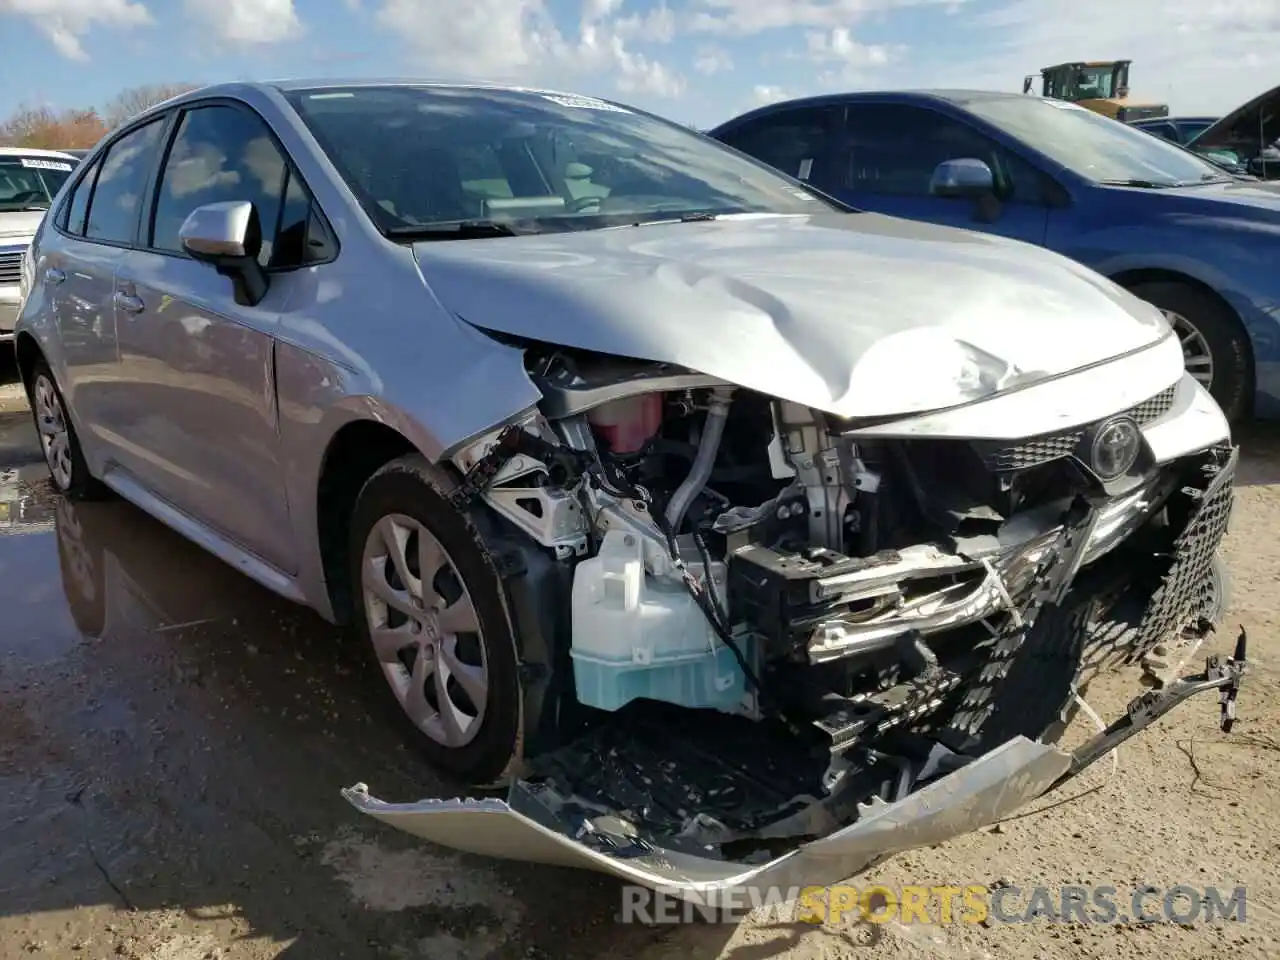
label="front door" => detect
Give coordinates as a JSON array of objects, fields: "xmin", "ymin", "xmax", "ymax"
[
  {"xmin": 111, "ymin": 102, "xmax": 305, "ymax": 574},
  {"xmin": 823, "ymin": 102, "xmax": 1053, "ymax": 246}
]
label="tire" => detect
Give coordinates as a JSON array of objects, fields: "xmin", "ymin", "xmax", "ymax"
[
  {"xmin": 348, "ymin": 454, "xmax": 523, "ymax": 786},
  {"xmin": 1126, "ymin": 281, "xmax": 1252, "ymax": 423},
  {"xmin": 28, "ymin": 358, "xmax": 107, "ymax": 500}
]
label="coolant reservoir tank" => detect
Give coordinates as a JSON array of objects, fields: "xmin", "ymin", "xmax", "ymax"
[
  {"xmin": 570, "ymin": 529, "xmax": 747, "ymax": 714},
  {"xmin": 586, "ymin": 395, "xmax": 662, "ymax": 453}
]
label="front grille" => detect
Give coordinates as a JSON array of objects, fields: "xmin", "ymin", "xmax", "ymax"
[
  {"xmin": 0, "ymin": 252, "xmax": 21, "ymax": 284},
  {"xmin": 977, "ymin": 383, "xmax": 1179, "ymax": 472},
  {"xmin": 1126, "ymin": 443, "xmax": 1237, "ymax": 661}
]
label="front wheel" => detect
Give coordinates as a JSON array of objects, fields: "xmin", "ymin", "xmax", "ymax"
[
  {"xmin": 1127, "ymin": 281, "xmax": 1252, "ymax": 423},
  {"xmin": 348, "ymin": 454, "xmax": 523, "ymax": 786}
]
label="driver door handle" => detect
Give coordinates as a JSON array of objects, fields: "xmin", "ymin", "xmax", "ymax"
[
  {"xmin": 44, "ymin": 267, "xmax": 66, "ymax": 284},
  {"xmin": 114, "ymin": 291, "xmax": 145, "ymax": 314}
]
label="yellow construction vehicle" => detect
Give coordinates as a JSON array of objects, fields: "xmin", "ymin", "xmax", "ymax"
[{"xmin": 1022, "ymin": 60, "xmax": 1169, "ymax": 122}]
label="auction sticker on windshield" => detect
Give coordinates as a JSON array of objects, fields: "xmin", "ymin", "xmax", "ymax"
[
  {"xmin": 541, "ymin": 93, "xmax": 629, "ymax": 112},
  {"xmin": 19, "ymin": 158, "xmax": 72, "ymax": 171}
]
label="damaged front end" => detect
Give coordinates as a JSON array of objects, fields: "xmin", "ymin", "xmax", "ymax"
[{"xmin": 345, "ymin": 344, "xmax": 1243, "ymax": 894}]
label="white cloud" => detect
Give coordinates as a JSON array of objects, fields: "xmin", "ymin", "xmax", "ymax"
[
  {"xmin": 751, "ymin": 84, "xmax": 792, "ymax": 106},
  {"xmin": 184, "ymin": 0, "xmax": 302, "ymax": 45},
  {"xmin": 805, "ymin": 26, "xmax": 903, "ymax": 71},
  {"xmin": 372, "ymin": 0, "xmax": 685, "ymax": 99},
  {"xmin": 690, "ymin": 0, "xmax": 969, "ymax": 35},
  {"xmin": 694, "ymin": 43, "xmax": 733, "ymax": 74},
  {"xmin": 615, "ymin": 1, "xmax": 677, "ymax": 42},
  {"xmin": 0, "ymin": 0, "xmax": 151, "ymax": 60}
]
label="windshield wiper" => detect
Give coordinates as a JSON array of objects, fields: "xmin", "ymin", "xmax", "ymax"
[
  {"xmin": 386, "ymin": 220, "xmax": 520, "ymax": 240},
  {"xmin": 1098, "ymin": 179, "xmax": 1177, "ymax": 189},
  {"xmin": 629, "ymin": 211, "xmax": 721, "ymax": 227}
]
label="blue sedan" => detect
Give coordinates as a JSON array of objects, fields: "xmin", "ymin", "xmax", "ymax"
[{"xmin": 708, "ymin": 90, "xmax": 1280, "ymax": 422}]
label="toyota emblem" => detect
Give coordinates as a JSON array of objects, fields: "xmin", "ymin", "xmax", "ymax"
[{"xmin": 1090, "ymin": 417, "xmax": 1142, "ymax": 479}]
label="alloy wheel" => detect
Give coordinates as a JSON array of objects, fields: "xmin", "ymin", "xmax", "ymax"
[
  {"xmin": 33, "ymin": 374, "xmax": 73, "ymax": 491},
  {"xmin": 360, "ymin": 513, "xmax": 488, "ymax": 748},
  {"xmin": 1163, "ymin": 309, "xmax": 1214, "ymax": 389}
]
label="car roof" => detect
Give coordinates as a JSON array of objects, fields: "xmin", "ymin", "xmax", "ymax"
[
  {"xmin": 0, "ymin": 146, "xmax": 79, "ymax": 160},
  {"xmin": 119, "ymin": 78, "xmax": 646, "ymax": 127},
  {"xmin": 709, "ymin": 89, "xmax": 1031, "ymax": 130}
]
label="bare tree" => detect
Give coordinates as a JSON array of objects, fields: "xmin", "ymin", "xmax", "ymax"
[
  {"xmin": 0, "ymin": 104, "xmax": 108, "ymax": 149},
  {"xmin": 103, "ymin": 83, "xmax": 200, "ymax": 128}
]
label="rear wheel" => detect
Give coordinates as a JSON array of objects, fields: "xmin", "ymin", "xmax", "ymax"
[
  {"xmin": 349, "ymin": 454, "xmax": 523, "ymax": 786},
  {"xmin": 28, "ymin": 359, "xmax": 106, "ymax": 500},
  {"xmin": 1126, "ymin": 280, "xmax": 1252, "ymax": 422}
]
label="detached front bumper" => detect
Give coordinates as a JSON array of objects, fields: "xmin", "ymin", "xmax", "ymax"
[{"xmin": 344, "ymin": 636, "xmax": 1246, "ymax": 896}]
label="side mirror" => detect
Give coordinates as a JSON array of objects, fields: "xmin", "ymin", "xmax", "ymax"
[
  {"xmin": 178, "ymin": 201, "xmax": 270, "ymax": 307},
  {"xmin": 929, "ymin": 158, "xmax": 995, "ymax": 199}
]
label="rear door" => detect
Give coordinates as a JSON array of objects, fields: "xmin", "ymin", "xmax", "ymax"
[
  {"xmin": 111, "ymin": 100, "xmax": 330, "ymax": 574},
  {"xmin": 47, "ymin": 118, "xmax": 170, "ymax": 462},
  {"xmin": 823, "ymin": 102, "xmax": 1054, "ymax": 246}
]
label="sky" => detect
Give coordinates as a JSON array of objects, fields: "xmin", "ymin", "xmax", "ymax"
[{"xmin": 0, "ymin": 0, "xmax": 1277, "ymax": 127}]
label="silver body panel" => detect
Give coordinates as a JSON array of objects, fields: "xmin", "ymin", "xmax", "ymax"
[{"xmin": 343, "ymin": 736, "xmax": 1072, "ymax": 897}]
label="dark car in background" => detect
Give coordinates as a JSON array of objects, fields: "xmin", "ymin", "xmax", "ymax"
[
  {"xmin": 709, "ymin": 90, "xmax": 1280, "ymax": 423},
  {"xmin": 1129, "ymin": 115, "xmax": 1218, "ymax": 146},
  {"xmin": 1189, "ymin": 83, "xmax": 1280, "ymax": 180}
]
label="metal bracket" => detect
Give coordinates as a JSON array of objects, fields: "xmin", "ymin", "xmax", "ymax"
[{"xmin": 1052, "ymin": 626, "xmax": 1248, "ymax": 790}]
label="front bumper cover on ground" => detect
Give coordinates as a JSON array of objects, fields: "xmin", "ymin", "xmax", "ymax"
[{"xmin": 343, "ymin": 636, "xmax": 1246, "ymax": 896}]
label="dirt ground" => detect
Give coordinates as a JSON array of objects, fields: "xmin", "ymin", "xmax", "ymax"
[{"xmin": 1, "ymin": 355, "xmax": 1277, "ymax": 960}]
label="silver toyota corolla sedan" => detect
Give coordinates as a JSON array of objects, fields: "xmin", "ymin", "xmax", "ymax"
[{"xmin": 13, "ymin": 80, "xmax": 1244, "ymax": 900}]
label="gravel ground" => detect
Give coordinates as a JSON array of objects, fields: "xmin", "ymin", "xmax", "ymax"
[{"xmin": 0, "ymin": 356, "xmax": 1276, "ymax": 960}]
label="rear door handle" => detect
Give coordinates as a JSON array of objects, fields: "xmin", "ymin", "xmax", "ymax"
[
  {"xmin": 113, "ymin": 291, "xmax": 145, "ymax": 314},
  {"xmin": 44, "ymin": 267, "xmax": 65, "ymax": 284}
]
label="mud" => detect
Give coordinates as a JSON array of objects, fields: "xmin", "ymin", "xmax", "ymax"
[{"xmin": 1, "ymin": 358, "xmax": 1277, "ymax": 959}]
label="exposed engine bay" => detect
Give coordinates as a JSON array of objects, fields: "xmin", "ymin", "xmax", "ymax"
[{"xmin": 404, "ymin": 343, "xmax": 1241, "ymax": 867}]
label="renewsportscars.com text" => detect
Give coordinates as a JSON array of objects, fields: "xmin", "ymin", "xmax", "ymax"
[{"xmin": 618, "ymin": 883, "xmax": 1249, "ymax": 926}]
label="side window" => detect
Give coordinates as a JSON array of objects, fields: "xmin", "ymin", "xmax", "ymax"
[
  {"xmin": 718, "ymin": 108, "xmax": 838, "ymax": 183},
  {"xmin": 270, "ymin": 167, "xmax": 336, "ymax": 268},
  {"xmin": 1143, "ymin": 122, "xmax": 1178, "ymax": 143},
  {"xmin": 151, "ymin": 105, "xmax": 289, "ymax": 268},
  {"xmin": 84, "ymin": 118, "xmax": 167, "ymax": 244},
  {"xmin": 840, "ymin": 104, "xmax": 1048, "ymax": 204},
  {"xmin": 61, "ymin": 158, "xmax": 101, "ymax": 236}
]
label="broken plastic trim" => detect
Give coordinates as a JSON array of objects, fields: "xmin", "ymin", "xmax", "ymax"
[{"xmin": 341, "ymin": 644, "xmax": 1245, "ymax": 897}]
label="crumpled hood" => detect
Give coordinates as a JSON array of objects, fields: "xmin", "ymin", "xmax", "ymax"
[
  {"xmin": 0, "ymin": 210, "xmax": 44, "ymax": 241},
  {"xmin": 412, "ymin": 212, "xmax": 1169, "ymax": 419}
]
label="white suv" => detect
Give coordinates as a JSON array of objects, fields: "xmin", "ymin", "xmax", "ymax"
[{"xmin": 1, "ymin": 147, "xmax": 77, "ymax": 342}]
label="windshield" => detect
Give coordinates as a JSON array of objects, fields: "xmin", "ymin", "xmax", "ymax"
[
  {"xmin": 964, "ymin": 97, "xmax": 1231, "ymax": 187},
  {"xmin": 286, "ymin": 85, "xmax": 836, "ymax": 235},
  {"xmin": 0, "ymin": 156, "xmax": 74, "ymax": 211}
]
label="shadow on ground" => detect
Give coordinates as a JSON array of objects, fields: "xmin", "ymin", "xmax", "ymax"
[{"xmin": 0, "ymin": 447, "xmax": 746, "ymax": 958}]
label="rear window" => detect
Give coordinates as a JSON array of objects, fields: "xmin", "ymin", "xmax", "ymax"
[{"xmin": 0, "ymin": 156, "xmax": 75, "ymax": 212}]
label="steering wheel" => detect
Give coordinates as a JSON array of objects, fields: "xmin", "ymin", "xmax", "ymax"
[
  {"xmin": 567, "ymin": 195, "xmax": 603, "ymax": 213},
  {"xmin": 6, "ymin": 190, "xmax": 43, "ymax": 204}
]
